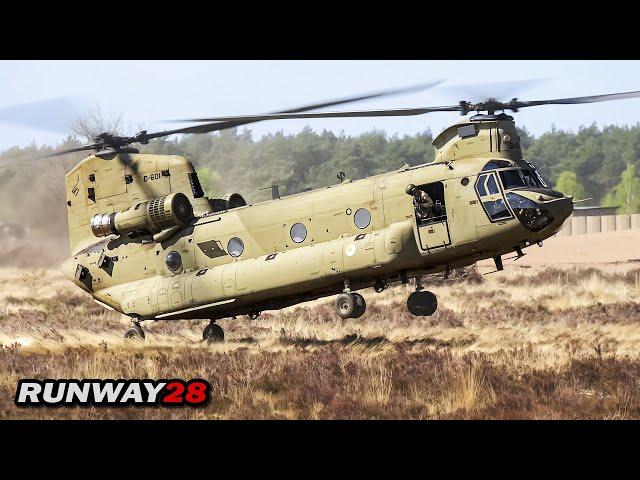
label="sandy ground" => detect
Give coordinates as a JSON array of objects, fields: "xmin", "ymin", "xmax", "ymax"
[{"xmin": 478, "ymin": 230, "xmax": 640, "ymax": 267}]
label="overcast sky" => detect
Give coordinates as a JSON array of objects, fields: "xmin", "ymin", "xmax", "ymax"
[{"xmin": 1, "ymin": 60, "xmax": 639, "ymax": 152}]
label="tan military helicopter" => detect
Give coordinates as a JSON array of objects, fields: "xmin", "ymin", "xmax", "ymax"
[{"xmin": 47, "ymin": 85, "xmax": 640, "ymax": 342}]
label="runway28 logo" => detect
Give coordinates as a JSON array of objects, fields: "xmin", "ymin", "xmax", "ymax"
[{"xmin": 14, "ymin": 379, "xmax": 211, "ymax": 407}]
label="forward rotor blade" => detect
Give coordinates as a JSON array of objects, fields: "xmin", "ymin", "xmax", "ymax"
[
  {"xmin": 174, "ymin": 80, "xmax": 445, "ymax": 123},
  {"xmin": 159, "ymin": 105, "xmax": 461, "ymax": 129},
  {"xmin": 518, "ymin": 90, "xmax": 640, "ymax": 108},
  {"xmin": 441, "ymin": 78, "xmax": 547, "ymax": 103}
]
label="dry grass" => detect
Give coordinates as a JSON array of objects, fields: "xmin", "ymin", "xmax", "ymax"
[{"xmin": 2, "ymin": 263, "xmax": 640, "ymax": 419}]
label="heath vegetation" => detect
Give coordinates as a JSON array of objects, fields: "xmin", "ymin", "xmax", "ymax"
[{"xmin": 1, "ymin": 263, "xmax": 640, "ymax": 419}]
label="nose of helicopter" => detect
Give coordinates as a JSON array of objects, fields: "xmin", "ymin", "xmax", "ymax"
[
  {"xmin": 546, "ymin": 195, "xmax": 574, "ymax": 228},
  {"xmin": 506, "ymin": 189, "xmax": 573, "ymax": 233}
]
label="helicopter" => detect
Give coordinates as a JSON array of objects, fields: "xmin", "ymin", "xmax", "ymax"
[{"xmin": 44, "ymin": 84, "xmax": 640, "ymax": 342}]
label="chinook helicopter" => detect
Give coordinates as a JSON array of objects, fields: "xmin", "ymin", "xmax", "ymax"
[{"xmin": 45, "ymin": 84, "xmax": 640, "ymax": 342}]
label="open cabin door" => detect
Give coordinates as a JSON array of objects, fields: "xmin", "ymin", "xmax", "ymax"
[{"xmin": 412, "ymin": 181, "xmax": 451, "ymax": 252}]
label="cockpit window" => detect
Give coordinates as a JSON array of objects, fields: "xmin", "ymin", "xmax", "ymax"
[
  {"xmin": 525, "ymin": 161, "xmax": 549, "ymax": 187},
  {"xmin": 500, "ymin": 169, "xmax": 526, "ymax": 189},
  {"xmin": 486, "ymin": 175, "xmax": 500, "ymax": 195},
  {"xmin": 476, "ymin": 174, "xmax": 488, "ymax": 196},
  {"xmin": 482, "ymin": 160, "xmax": 512, "ymax": 171},
  {"xmin": 521, "ymin": 170, "xmax": 542, "ymax": 187},
  {"xmin": 499, "ymin": 168, "xmax": 546, "ymax": 190}
]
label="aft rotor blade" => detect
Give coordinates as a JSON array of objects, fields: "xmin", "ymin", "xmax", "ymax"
[
  {"xmin": 518, "ymin": 90, "xmax": 640, "ymax": 108},
  {"xmin": 0, "ymin": 96, "xmax": 89, "ymax": 133},
  {"xmin": 44, "ymin": 143, "xmax": 102, "ymax": 157},
  {"xmin": 442, "ymin": 78, "xmax": 547, "ymax": 103},
  {"xmin": 174, "ymin": 80, "xmax": 445, "ymax": 123}
]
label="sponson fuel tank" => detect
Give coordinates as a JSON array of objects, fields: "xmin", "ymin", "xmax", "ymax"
[{"xmin": 92, "ymin": 220, "xmax": 416, "ymax": 319}]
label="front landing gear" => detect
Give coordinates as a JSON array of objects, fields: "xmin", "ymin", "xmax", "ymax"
[
  {"xmin": 335, "ymin": 292, "xmax": 366, "ymax": 319},
  {"xmin": 203, "ymin": 322, "xmax": 225, "ymax": 344},
  {"xmin": 124, "ymin": 322, "xmax": 145, "ymax": 341},
  {"xmin": 407, "ymin": 291, "xmax": 438, "ymax": 316}
]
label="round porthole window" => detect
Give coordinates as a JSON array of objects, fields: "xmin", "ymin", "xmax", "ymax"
[
  {"xmin": 227, "ymin": 237, "xmax": 244, "ymax": 257},
  {"xmin": 290, "ymin": 223, "xmax": 307, "ymax": 243},
  {"xmin": 354, "ymin": 208, "xmax": 371, "ymax": 229},
  {"xmin": 165, "ymin": 251, "xmax": 182, "ymax": 272}
]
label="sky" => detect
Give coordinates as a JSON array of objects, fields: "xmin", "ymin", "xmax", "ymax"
[{"xmin": 1, "ymin": 60, "xmax": 640, "ymax": 152}]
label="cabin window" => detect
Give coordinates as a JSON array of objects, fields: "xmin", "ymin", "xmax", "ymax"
[
  {"xmin": 165, "ymin": 251, "xmax": 182, "ymax": 272},
  {"xmin": 290, "ymin": 223, "xmax": 307, "ymax": 243},
  {"xmin": 227, "ymin": 237, "xmax": 244, "ymax": 257},
  {"xmin": 354, "ymin": 208, "xmax": 371, "ymax": 229}
]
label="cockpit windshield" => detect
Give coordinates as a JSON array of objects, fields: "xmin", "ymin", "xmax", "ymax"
[{"xmin": 499, "ymin": 168, "xmax": 548, "ymax": 190}]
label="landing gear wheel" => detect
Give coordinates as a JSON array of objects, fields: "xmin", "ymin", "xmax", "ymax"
[
  {"xmin": 124, "ymin": 323, "xmax": 145, "ymax": 341},
  {"xmin": 407, "ymin": 291, "xmax": 438, "ymax": 316},
  {"xmin": 203, "ymin": 323, "xmax": 225, "ymax": 344},
  {"xmin": 352, "ymin": 292, "xmax": 366, "ymax": 319},
  {"xmin": 248, "ymin": 311, "xmax": 261, "ymax": 320},
  {"xmin": 335, "ymin": 293, "xmax": 356, "ymax": 319}
]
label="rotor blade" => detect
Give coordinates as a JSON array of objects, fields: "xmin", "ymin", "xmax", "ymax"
[
  {"xmin": 0, "ymin": 96, "xmax": 89, "ymax": 133},
  {"xmin": 156, "ymin": 105, "xmax": 461, "ymax": 131},
  {"xmin": 172, "ymin": 80, "xmax": 445, "ymax": 123},
  {"xmin": 442, "ymin": 78, "xmax": 547, "ymax": 103},
  {"xmin": 44, "ymin": 81, "xmax": 449, "ymax": 155},
  {"xmin": 43, "ymin": 143, "xmax": 102, "ymax": 157},
  {"xmin": 518, "ymin": 90, "xmax": 640, "ymax": 108}
]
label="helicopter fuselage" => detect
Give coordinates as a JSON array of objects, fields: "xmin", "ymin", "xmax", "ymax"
[{"xmin": 61, "ymin": 115, "xmax": 573, "ymax": 322}]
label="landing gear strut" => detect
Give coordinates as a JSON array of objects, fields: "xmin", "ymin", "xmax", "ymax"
[
  {"xmin": 335, "ymin": 292, "xmax": 366, "ymax": 319},
  {"xmin": 374, "ymin": 278, "xmax": 387, "ymax": 293},
  {"xmin": 203, "ymin": 321, "xmax": 225, "ymax": 344},
  {"xmin": 124, "ymin": 321, "xmax": 145, "ymax": 341}
]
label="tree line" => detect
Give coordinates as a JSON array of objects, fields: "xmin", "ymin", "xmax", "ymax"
[{"xmin": 2, "ymin": 121, "xmax": 640, "ymax": 238}]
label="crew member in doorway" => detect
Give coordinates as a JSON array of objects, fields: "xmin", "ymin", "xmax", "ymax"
[{"xmin": 406, "ymin": 184, "xmax": 434, "ymax": 224}]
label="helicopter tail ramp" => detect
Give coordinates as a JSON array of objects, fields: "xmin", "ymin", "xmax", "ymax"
[{"xmin": 64, "ymin": 153, "xmax": 208, "ymax": 255}]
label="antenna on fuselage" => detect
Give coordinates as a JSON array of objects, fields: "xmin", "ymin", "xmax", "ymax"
[{"xmin": 259, "ymin": 184, "xmax": 281, "ymax": 200}]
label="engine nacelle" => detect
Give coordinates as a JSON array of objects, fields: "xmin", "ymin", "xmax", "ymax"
[
  {"xmin": 91, "ymin": 193, "xmax": 194, "ymax": 238},
  {"xmin": 208, "ymin": 192, "xmax": 247, "ymax": 213}
]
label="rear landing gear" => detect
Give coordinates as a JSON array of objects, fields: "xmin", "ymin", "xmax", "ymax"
[
  {"xmin": 407, "ymin": 291, "xmax": 438, "ymax": 316},
  {"xmin": 335, "ymin": 292, "xmax": 366, "ymax": 319},
  {"xmin": 124, "ymin": 322, "xmax": 145, "ymax": 341},
  {"xmin": 203, "ymin": 322, "xmax": 225, "ymax": 344}
]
